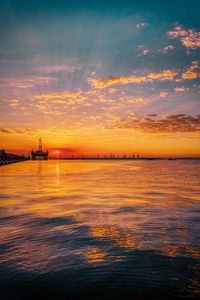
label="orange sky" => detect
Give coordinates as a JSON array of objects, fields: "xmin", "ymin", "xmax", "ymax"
[
  {"xmin": 1, "ymin": 128, "xmax": 200, "ymax": 157},
  {"xmin": 0, "ymin": 2, "xmax": 200, "ymax": 157}
]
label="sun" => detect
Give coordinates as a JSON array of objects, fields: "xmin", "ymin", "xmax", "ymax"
[{"xmin": 55, "ymin": 150, "xmax": 60, "ymax": 154}]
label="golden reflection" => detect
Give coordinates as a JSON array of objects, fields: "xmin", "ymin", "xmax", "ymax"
[
  {"xmin": 37, "ymin": 161, "xmax": 42, "ymax": 175},
  {"xmin": 83, "ymin": 247, "xmax": 107, "ymax": 263},
  {"xmin": 90, "ymin": 226, "xmax": 138, "ymax": 250},
  {"xmin": 56, "ymin": 162, "xmax": 60, "ymax": 174},
  {"xmin": 0, "ymin": 160, "xmax": 200, "ymax": 272},
  {"xmin": 55, "ymin": 162, "xmax": 60, "ymax": 185}
]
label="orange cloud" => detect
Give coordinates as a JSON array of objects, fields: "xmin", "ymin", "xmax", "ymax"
[
  {"xmin": 107, "ymin": 114, "xmax": 200, "ymax": 133},
  {"xmin": 126, "ymin": 98, "xmax": 149, "ymax": 104},
  {"xmin": 159, "ymin": 91, "xmax": 168, "ymax": 98},
  {"xmin": 182, "ymin": 62, "xmax": 199, "ymax": 80},
  {"xmin": 182, "ymin": 70, "xmax": 198, "ymax": 79},
  {"xmin": 174, "ymin": 86, "xmax": 188, "ymax": 92},
  {"xmin": 9, "ymin": 99, "xmax": 19, "ymax": 107},
  {"xmin": 32, "ymin": 89, "xmax": 150, "ymax": 115},
  {"xmin": 149, "ymin": 70, "xmax": 177, "ymax": 80},
  {"xmin": 89, "ymin": 69, "xmax": 178, "ymax": 89},
  {"xmin": 167, "ymin": 25, "xmax": 200, "ymax": 49},
  {"xmin": 35, "ymin": 91, "xmax": 86, "ymax": 104}
]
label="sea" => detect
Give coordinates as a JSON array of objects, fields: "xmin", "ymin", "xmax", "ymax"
[{"xmin": 0, "ymin": 160, "xmax": 200, "ymax": 299}]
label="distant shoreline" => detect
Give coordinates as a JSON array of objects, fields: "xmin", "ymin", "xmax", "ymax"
[
  {"xmin": 1, "ymin": 157, "xmax": 200, "ymax": 166},
  {"xmin": 50, "ymin": 157, "xmax": 200, "ymax": 160}
]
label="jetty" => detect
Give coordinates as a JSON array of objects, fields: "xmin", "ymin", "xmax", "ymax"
[{"xmin": 0, "ymin": 150, "xmax": 29, "ymax": 166}]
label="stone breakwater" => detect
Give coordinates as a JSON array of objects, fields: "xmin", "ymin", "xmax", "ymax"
[
  {"xmin": 0, "ymin": 149, "xmax": 29, "ymax": 166},
  {"xmin": 0, "ymin": 158, "xmax": 29, "ymax": 166}
]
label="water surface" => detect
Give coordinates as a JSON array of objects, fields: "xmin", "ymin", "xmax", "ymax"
[{"xmin": 0, "ymin": 160, "xmax": 200, "ymax": 299}]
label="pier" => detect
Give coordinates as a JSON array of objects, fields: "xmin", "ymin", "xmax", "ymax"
[{"xmin": 0, "ymin": 150, "xmax": 29, "ymax": 166}]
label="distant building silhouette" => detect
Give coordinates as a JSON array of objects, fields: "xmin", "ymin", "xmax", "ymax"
[{"xmin": 31, "ymin": 138, "xmax": 48, "ymax": 160}]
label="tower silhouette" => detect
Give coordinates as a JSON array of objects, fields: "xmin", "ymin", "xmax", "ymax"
[{"xmin": 31, "ymin": 138, "xmax": 48, "ymax": 160}]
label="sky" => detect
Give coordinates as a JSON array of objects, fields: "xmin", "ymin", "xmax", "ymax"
[{"xmin": 0, "ymin": 0, "xmax": 200, "ymax": 157}]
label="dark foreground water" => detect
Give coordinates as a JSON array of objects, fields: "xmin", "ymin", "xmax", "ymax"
[{"xmin": 0, "ymin": 160, "xmax": 200, "ymax": 299}]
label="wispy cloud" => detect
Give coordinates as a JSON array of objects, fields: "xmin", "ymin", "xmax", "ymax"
[
  {"xmin": 35, "ymin": 91, "xmax": 86, "ymax": 104},
  {"xmin": 9, "ymin": 99, "xmax": 19, "ymax": 107},
  {"xmin": 158, "ymin": 45, "xmax": 174, "ymax": 54},
  {"xmin": 136, "ymin": 22, "xmax": 149, "ymax": 30},
  {"xmin": 138, "ymin": 49, "xmax": 150, "ymax": 57},
  {"xmin": 167, "ymin": 25, "xmax": 200, "ymax": 49},
  {"xmin": 0, "ymin": 128, "xmax": 38, "ymax": 134},
  {"xmin": 0, "ymin": 76, "xmax": 53, "ymax": 89},
  {"xmin": 33, "ymin": 90, "xmax": 149, "ymax": 109},
  {"xmin": 89, "ymin": 69, "xmax": 178, "ymax": 89},
  {"xmin": 37, "ymin": 64, "xmax": 82, "ymax": 74}
]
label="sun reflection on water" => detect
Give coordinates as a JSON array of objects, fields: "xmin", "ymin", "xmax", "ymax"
[{"xmin": 0, "ymin": 160, "xmax": 200, "ymax": 296}]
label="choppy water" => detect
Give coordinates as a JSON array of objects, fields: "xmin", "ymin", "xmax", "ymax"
[{"xmin": 0, "ymin": 160, "xmax": 200, "ymax": 299}]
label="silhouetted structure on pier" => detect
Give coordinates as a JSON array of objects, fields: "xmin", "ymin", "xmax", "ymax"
[
  {"xmin": 0, "ymin": 149, "xmax": 28, "ymax": 166},
  {"xmin": 31, "ymin": 138, "xmax": 48, "ymax": 160}
]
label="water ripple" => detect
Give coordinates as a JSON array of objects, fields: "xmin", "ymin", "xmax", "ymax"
[{"xmin": 0, "ymin": 160, "xmax": 200, "ymax": 299}]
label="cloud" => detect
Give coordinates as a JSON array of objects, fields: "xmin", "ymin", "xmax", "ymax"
[
  {"xmin": 136, "ymin": 22, "xmax": 149, "ymax": 29},
  {"xmin": 167, "ymin": 25, "xmax": 200, "ymax": 49},
  {"xmin": 32, "ymin": 89, "xmax": 150, "ymax": 118},
  {"xmin": 0, "ymin": 128, "xmax": 12, "ymax": 134},
  {"xmin": 142, "ymin": 49, "xmax": 149, "ymax": 55},
  {"xmin": 107, "ymin": 114, "xmax": 200, "ymax": 133},
  {"xmin": 89, "ymin": 69, "xmax": 178, "ymax": 89},
  {"xmin": 174, "ymin": 86, "xmax": 188, "ymax": 92},
  {"xmin": 35, "ymin": 91, "xmax": 86, "ymax": 104},
  {"xmin": 138, "ymin": 44, "xmax": 144, "ymax": 50},
  {"xmin": 126, "ymin": 98, "xmax": 149, "ymax": 104},
  {"xmin": 37, "ymin": 64, "xmax": 82, "ymax": 74},
  {"xmin": 108, "ymin": 88, "xmax": 118, "ymax": 94},
  {"xmin": 0, "ymin": 128, "xmax": 38, "ymax": 134},
  {"xmin": 9, "ymin": 99, "xmax": 19, "ymax": 107},
  {"xmin": 159, "ymin": 91, "xmax": 168, "ymax": 98},
  {"xmin": 182, "ymin": 70, "xmax": 198, "ymax": 79},
  {"xmin": 51, "ymin": 100, "xmax": 66, "ymax": 104},
  {"xmin": 34, "ymin": 103, "xmax": 48, "ymax": 111},
  {"xmin": 138, "ymin": 49, "xmax": 150, "ymax": 57},
  {"xmin": 158, "ymin": 45, "xmax": 175, "ymax": 54},
  {"xmin": 182, "ymin": 61, "xmax": 199, "ymax": 80},
  {"xmin": 0, "ymin": 76, "xmax": 52, "ymax": 89}
]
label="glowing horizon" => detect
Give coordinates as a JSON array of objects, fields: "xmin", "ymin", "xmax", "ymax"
[{"xmin": 0, "ymin": 1, "xmax": 200, "ymax": 156}]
